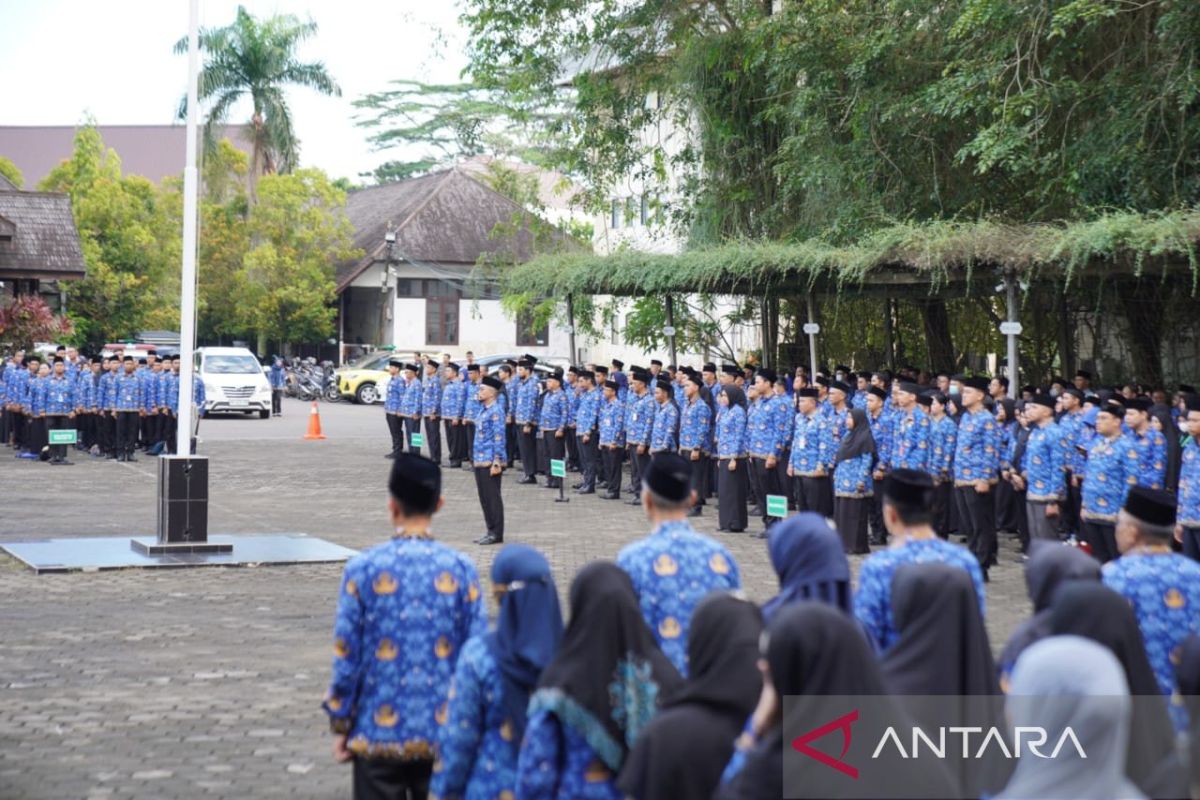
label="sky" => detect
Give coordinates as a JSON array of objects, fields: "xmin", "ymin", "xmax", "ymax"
[{"xmin": 0, "ymin": 0, "xmax": 469, "ymax": 181}]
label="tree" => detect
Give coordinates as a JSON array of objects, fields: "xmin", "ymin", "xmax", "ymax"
[
  {"xmin": 0, "ymin": 295, "xmax": 73, "ymax": 350},
  {"xmin": 0, "ymin": 156, "xmax": 23, "ymax": 189},
  {"xmin": 175, "ymin": 5, "xmax": 341, "ymax": 201}
]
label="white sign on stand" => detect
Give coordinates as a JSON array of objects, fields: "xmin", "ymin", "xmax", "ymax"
[
  {"xmin": 999, "ymin": 322, "xmax": 1023, "ymax": 336},
  {"xmin": 803, "ymin": 323, "xmax": 820, "ymax": 335}
]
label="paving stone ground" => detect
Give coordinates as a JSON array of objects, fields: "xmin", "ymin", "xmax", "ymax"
[{"xmin": 0, "ymin": 398, "xmax": 1031, "ymax": 799}]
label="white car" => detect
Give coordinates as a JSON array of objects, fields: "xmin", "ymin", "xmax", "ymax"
[{"xmin": 195, "ymin": 347, "xmax": 273, "ymax": 418}]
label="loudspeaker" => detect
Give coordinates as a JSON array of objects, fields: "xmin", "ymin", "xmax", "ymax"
[{"xmin": 157, "ymin": 456, "xmax": 209, "ymax": 543}]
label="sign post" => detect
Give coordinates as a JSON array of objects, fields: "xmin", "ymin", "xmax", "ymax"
[
  {"xmin": 766, "ymin": 494, "xmax": 789, "ymax": 519},
  {"xmin": 551, "ymin": 458, "xmax": 569, "ymax": 503},
  {"xmin": 410, "ymin": 431, "xmax": 425, "ymax": 451},
  {"xmin": 48, "ymin": 429, "xmax": 78, "ymax": 446}
]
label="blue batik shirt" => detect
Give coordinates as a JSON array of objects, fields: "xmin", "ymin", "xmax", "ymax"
[
  {"xmin": 890, "ymin": 408, "xmax": 931, "ymax": 472},
  {"xmin": 516, "ymin": 710, "xmax": 623, "ymax": 800},
  {"xmin": 852, "ymin": 391, "xmax": 868, "ymax": 410},
  {"xmin": 616, "ymin": 520, "xmax": 741, "ymax": 676},
  {"xmin": 440, "ymin": 379, "xmax": 466, "ymax": 419},
  {"xmin": 746, "ymin": 397, "xmax": 785, "ymax": 460},
  {"xmin": 953, "ymin": 409, "xmax": 999, "ymax": 485},
  {"xmin": 834, "ymin": 453, "xmax": 874, "ymax": 498},
  {"xmin": 716, "ymin": 405, "xmax": 747, "ymax": 458},
  {"xmin": 1021, "ymin": 422, "xmax": 1066, "ymax": 502},
  {"xmin": 400, "ymin": 377, "xmax": 422, "ymax": 417},
  {"xmin": 790, "ymin": 412, "xmax": 829, "ymax": 476},
  {"xmin": 1104, "ymin": 553, "xmax": 1200, "ymax": 731},
  {"xmin": 323, "ymin": 535, "xmax": 487, "ymax": 759},
  {"xmin": 473, "ymin": 402, "xmax": 506, "ymax": 466},
  {"xmin": 463, "ymin": 381, "xmax": 482, "ymax": 422},
  {"xmin": 1058, "ymin": 410, "xmax": 1087, "ymax": 474},
  {"xmin": 649, "ymin": 399, "xmax": 678, "ymax": 453},
  {"xmin": 539, "ymin": 388, "xmax": 567, "ymax": 432},
  {"xmin": 44, "ymin": 375, "xmax": 74, "ymax": 415},
  {"xmin": 869, "ymin": 410, "xmax": 893, "ymax": 472},
  {"xmin": 625, "ymin": 392, "xmax": 655, "ymax": 446},
  {"xmin": 163, "ymin": 373, "xmax": 180, "ymax": 413},
  {"xmin": 422, "ymin": 374, "xmax": 442, "ymax": 417},
  {"xmin": 854, "ymin": 538, "xmax": 986, "ymax": 652},
  {"xmin": 575, "ymin": 387, "xmax": 600, "ymax": 434},
  {"xmin": 824, "ymin": 406, "xmax": 850, "ymax": 469},
  {"xmin": 114, "ymin": 373, "xmax": 143, "ymax": 412},
  {"xmin": 679, "ymin": 397, "xmax": 711, "ymax": 452},
  {"xmin": 1180, "ymin": 439, "xmax": 1200, "ymax": 528},
  {"xmin": 99, "ymin": 371, "xmax": 117, "ymax": 410},
  {"xmin": 515, "ymin": 376, "xmax": 539, "ymax": 425},
  {"xmin": 74, "ymin": 373, "xmax": 92, "ymax": 410},
  {"xmin": 1081, "ymin": 434, "xmax": 1139, "ymax": 523},
  {"xmin": 598, "ymin": 396, "xmax": 625, "ymax": 447},
  {"xmin": 430, "ymin": 637, "xmax": 521, "ymax": 800},
  {"xmin": 384, "ymin": 374, "xmax": 404, "ymax": 413},
  {"xmin": 1130, "ymin": 428, "xmax": 1168, "ymax": 490},
  {"xmin": 567, "ymin": 386, "xmax": 581, "ymax": 427}
]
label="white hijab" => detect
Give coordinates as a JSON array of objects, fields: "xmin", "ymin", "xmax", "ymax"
[{"xmin": 997, "ymin": 635, "xmax": 1146, "ymax": 800}]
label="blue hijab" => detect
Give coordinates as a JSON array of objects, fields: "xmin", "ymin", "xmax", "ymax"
[
  {"xmin": 484, "ymin": 544, "xmax": 563, "ymax": 737},
  {"xmin": 761, "ymin": 512, "xmax": 852, "ymax": 621}
]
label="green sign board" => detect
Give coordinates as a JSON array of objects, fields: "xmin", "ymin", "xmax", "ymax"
[
  {"xmin": 410, "ymin": 432, "xmax": 425, "ymax": 448},
  {"xmin": 766, "ymin": 494, "xmax": 789, "ymax": 518},
  {"xmin": 550, "ymin": 459, "xmax": 566, "ymax": 478},
  {"xmin": 49, "ymin": 428, "xmax": 78, "ymax": 445}
]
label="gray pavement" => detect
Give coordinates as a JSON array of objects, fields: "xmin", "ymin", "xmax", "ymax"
[{"xmin": 0, "ymin": 397, "xmax": 1031, "ymax": 799}]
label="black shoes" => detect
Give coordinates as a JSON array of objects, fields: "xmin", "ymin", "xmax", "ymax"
[
  {"xmin": 517, "ymin": 477, "xmax": 537, "ymax": 485},
  {"xmin": 385, "ymin": 452, "xmax": 396, "ymax": 459},
  {"xmin": 688, "ymin": 507, "xmax": 703, "ymax": 517},
  {"xmin": 476, "ymin": 535, "xmax": 502, "ymax": 546},
  {"xmin": 602, "ymin": 492, "xmax": 620, "ymax": 500},
  {"xmin": 576, "ymin": 488, "xmax": 595, "ymax": 495}
]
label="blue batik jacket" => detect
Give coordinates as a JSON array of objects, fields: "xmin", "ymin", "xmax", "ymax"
[
  {"xmin": 598, "ymin": 397, "xmax": 626, "ymax": 448},
  {"xmin": 1081, "ymin": 434, "xmax": 1139, "ymax": 523},
  {"xmin": 789, "ymin": 412, "xmax": 830, "ymax": 476},
  {"xmin": 649, "ymin": 400, "xmax": 679, "ymax": 453},
  {"xmin": 473, "ymin": 403, "xmax": 506, "ymax": 467},
  {"xmin": 679, "ymin": 397, "xmax": 712, "ymax": 453},
  {"xmin": 716, "ymin": 405, "xmax": 747, "ymax": 459},
  {"xmin": 1130, "ymin": 428, "xmax": 1168, "ymax": 490},
  {"xmin": 625, "ymin": 392, "xmax": 655, "ymax": 446},
  {"xmin": 1180, "ymin": 439, "xmax": 1200, "ymax": 528},
  {"xmin": 953, "ymin": 409, "xmax": 999, "ymax": 486},
  {"xmin": 889, "ymin": 408, "xmax": 931, "ymax": 473},
  {"xmin": 834, "ymin": 453, "xmax": 874, "ymax": 498},
  {"xmin": 1021, "ymin": 422, "xmax": 1066, "ymax": 502}
]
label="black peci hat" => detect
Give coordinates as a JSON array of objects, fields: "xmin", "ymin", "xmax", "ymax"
[
  {"xmin": 642, "ymin": 452, "xmax": 692, "ymax": 502},
  {"xmin": 883, "ymin": 468, "xmax": 935, "ymax": 509},
  {"xmin": 604, "ymin": 380, "xmax": 619, "ymax": 391},
  {"xmin": 655, "ymin": 378, "xmax": 673, "ymax": 394},
  {"xmin": 829, "ymin": 380, "xmax": 850, "ymax": 395},
  {"xmin": 867, "ymin": 386, "xmax": 887, "ymax": 400},
  {"xmin": 756, "ymin": 368, "xmax": 777, "ymax": 384},
  {"xmin": 481, "ymin": 375, "xmax": 504, "ymax": 392},
  {"xmin": 1123, "ymin": 486, "xmax": 1176, "ymax": 528},
  {"xmin": 721, "ymin": 364, "xmax": 739, "ymax": 377},
  {"xmin": 1030, "ymin": 394, "xmax": 1056, "ymax": 410},
  {"xmin": 797, "ymin": 388, "xmax": 819, "ymax": 399},
  {"xmin": 388, "ymin": 453, "xmax": 441, "ymax": 515},
  {"xmin": 611, "ymin": 359, "xmax": 624, "ymax": 370}
]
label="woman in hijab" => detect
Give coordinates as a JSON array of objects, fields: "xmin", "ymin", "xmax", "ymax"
[
  {"xmin": 997, "ymin": 635, "xmax": 1145, "ymax": 800},
  {"xmin": 1051, "ymin": 582, "xmax": 1187, "ymax": 798},
  {"xmin": 1149, "ymin": 404, "xmax": 1183, "ymax": 493},
  {"xmin": 881, "ymin": 563, "xmax": 1010, "ymax": 798},
  {"xmin": 1005, "ymin": 401, "xmax": 1032, "ymax": 554},
  {"xmin": 618, "ymin": 592, "xmax": 763, "ymax": 800},
  {"xmin": 517, "ymin": 561, "xmax": 681, "ymax": 800},
  {"xmin": 995, "ymin": 398, "xmax": 1021, "ymax": 536},
  {"xmin": 833, "ymin": 407, "xmax": 876, "ymax": 554},
  {"xmin": 996, "ymin": 541, "xmax": 1100, "ymax": 688},
  {"xmin": 432, "ymin": 544, "xmax": 563, "ymax": 800},
  {"xmin": 717, "ymin": 603, "xmax": 957, "ymax": 800},
  {"xmin": 761, "ymin": 512, "xmax": 852, "ymax": 621},
  {"xmin": 716, "ymin": 385, "xmax": 749, "ymax": 534}
]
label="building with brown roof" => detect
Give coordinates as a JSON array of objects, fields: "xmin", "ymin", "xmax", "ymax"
[
  {"xmin": 0, "ymin": 183, "xmax": 86, "ymax": 306},
  {"xmin": 338, "ymin": 167, "xmax": 578, "ymax": 359}
]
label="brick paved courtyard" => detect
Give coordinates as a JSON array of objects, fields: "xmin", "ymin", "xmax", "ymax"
[{"xmin": 0, "ymin": 399, "xmax": 1031, "ymax": 799}]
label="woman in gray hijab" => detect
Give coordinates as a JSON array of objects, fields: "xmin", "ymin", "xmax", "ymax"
[{"xmin": 998, "ymin": 635, "xmax": 1145, "ymax": 800}]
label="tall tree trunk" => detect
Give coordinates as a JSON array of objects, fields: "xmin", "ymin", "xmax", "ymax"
[
  {"xmin": 916, "ymin": 298, "xmax": 955, "ymax": 374},
  {"xmin": 1117, "ymin": 279, "xmax": 1165, "ymax": 387},
  {"xmin": 1056, "ymin": 284, "xmax": 1075, "ymax": 379}
]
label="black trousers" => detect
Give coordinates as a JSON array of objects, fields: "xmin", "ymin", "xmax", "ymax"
[
  {"xmin": 271, "ymin": 388, "xmax": 283, "ymax": 414},
  {"xmin": 536, "ymin": 431, "xmax": 549, "ymax": 476},
  {"xmin": 386, "ymin": 414, "xmax": 404, "ymax": 454},
  {"xmin": 1081, "ymin": 520, "xmax": 1118, "ymax": 564},
  {"xmin": 682, "ymin": 448, "xmax": 708, "ymax": 506},
  {"xmin": 464, "ymin": 423, "xmax": 475, "ymax": 464},
  {"xmin": 0, "ymin": 407, "xmax": 9, "ymax": 445},
  {"xmin": 544, "ymin": 433, "xmax": 566, "ymax": 487},
  {"xmin": 709, "ymin": 456, "xmax": 720, "ymax": 498},
  {"xmin": 443, "ymin": 419, "xmax": 459, "ymax": 465},
  {"xmin": 602, "ymin": 445, "xmax": 623, "ymax": 494},
  {"xmin": 12, "ymin": 410, "xmax": 26, "ymax": 450},
  {"xmin": 505, "ymin": 420, "xmax": 517, "ymax": 465},
  {"xmin": 1014, "ymin": 490, "xmax": 1031, "ymax": 552},
  {"xmin": 516, "ymin": 425, "xmax": 537, "ymax": 479},
  {"xmin": 162, "ymin": 413, "xmax": 179, "ymax": 454},
  {"xmin": 403, "ymin": 417, "xmax": 421, "ymax": 454},
  {"xmin": 751, "ymin": 457, "xmax": 783, "ymax": 525},
  {"xmin": 565, "ymin": 426, "xmax": 579, "ymax": 470},
  {"xmin": 29, "ymin": 416, "xmax": 46, "ymax": 455},
  {"xmin": 869, "ymin": 492, "xmax": 886, "ymax": 543},
  {"xmin": 834, "ymin": 495, "xmax": 870, "ymax": 554},
  {"xmin": 577, "ymin": 433, "xmax": 598, "ymax": 490},
  {"xmin": 453, "ymin": 421, "xmax": 469, "ymax": 464},
  {"xmin": 796, "ymin": 475, "xmax": 833, "ymax": 517},
  {"xmin": 1060, "ymin": 477, "xmax": 1083, "ymax": 537},
  {"xmin": 956, "ymin": 485, "xmax": 997, "ymax": 571},
  {"xmin": 474, "ymin": 466, "xmax": 504, "ymax": 539},
  {"xmin": 628, "ymin": 445, "xmax": 647, "ymax": 493},
  {"xmin": 352, "ymin": 757, "xmax": 433, "ymax": 800},
  {"xmin": 46, "ymin": 415, "xmax": 72, "ymax": 462},
  {"xmin": 423, "ymin": 417, "xmax": 442, "ymax": 463},
  {"xmin": 995, "ymin": 479, "xmax": 1020, "ymax": 533},
  {"xmin": 775, "ymin": 448, "xmax": 792, "ymax": 506},
  {"xmin": 116, "ymin": 411, "xmax": 139, "ymax": 456},
  {"xmin": 100, "ymin": 412, "xmax": 115, "ymax": 455},
  {"xmin": 934, "ymin": 481, "xmax": 954, "ymax": 539},
  {"xmin": 718, "ymin": 458, "xmax": 749, "ymax": 531}
]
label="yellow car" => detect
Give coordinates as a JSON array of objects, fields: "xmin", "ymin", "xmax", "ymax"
[{"xmin": 337, "ymin": 351, "xmax": 395, "ymax": 404}]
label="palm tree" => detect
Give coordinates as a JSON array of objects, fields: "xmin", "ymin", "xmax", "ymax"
[{"xmin": 175, "ymin": 6, "xmax": 340, "ymax": 201}]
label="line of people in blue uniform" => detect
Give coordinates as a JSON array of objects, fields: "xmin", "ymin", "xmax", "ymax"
[
  {"xmin": 324, "ymin": 449, "xmax": 1200, "ymax": 800},
  {"xmin": 0, "ymin": 346, "xmax": 204, "ymax": 463},
  {"xmin": 381, "ymin": 352, "xmax": 1200, "ymax": 585}
]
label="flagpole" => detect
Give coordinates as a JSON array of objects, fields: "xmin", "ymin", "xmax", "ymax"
[{"xmin": 176, "ymin": 0, "xmax": 200, "ymax": 456}]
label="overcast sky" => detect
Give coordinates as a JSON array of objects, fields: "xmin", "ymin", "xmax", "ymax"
[{"xmin": 0, "ymin": 0, "xmax": 468, "ymax": 181}]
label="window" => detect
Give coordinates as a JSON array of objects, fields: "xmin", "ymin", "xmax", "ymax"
[
  {"xmin": 626, "ymin": 197, "xmax": 638, "ymax": 226},
  {"xmin": 516, "ymin": 309, "xmax": 549, "ymax": 347},
  {"xmin": 425, "ymin": 281, "xmax": 461, "ymax": 346},
  {"xmin": 640, "ymin": 194, "xmax": 650, "ymax": 226},
  {"xmin": 611, "ymin": 199, "xmax": 622, "ymax": 230},
  {"xmin": 610, "ymin": 314, "xmax": 620, "ymax": 345}
]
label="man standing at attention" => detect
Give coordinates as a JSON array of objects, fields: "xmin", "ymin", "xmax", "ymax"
[
  {"xmin": 953, "ymin": 376, "xmax": 1000, "ymax": 581},
  {"xmin": 324, "ymin": 454, "xmax": 487, "ymax": 798},
  {"xmin": 617, "ymin": 452, "xmax": 741, "ymax": 676}
]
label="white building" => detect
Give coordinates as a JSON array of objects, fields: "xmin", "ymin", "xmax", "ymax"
[{"xmin": 335, "ymin": 167, "xmax": 576, "ymax": 363}]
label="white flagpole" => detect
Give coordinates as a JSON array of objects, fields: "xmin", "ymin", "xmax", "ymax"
[{"xmin": 176, "ymin": 0, "xmax": 201, "ymax": 456}]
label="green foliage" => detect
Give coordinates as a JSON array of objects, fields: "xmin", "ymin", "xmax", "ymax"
[
  {"xmin": 0, "ymin": 156, "xmax": 23, "ymax": 189},
  {"xmin": 176, "ymin": 5, "xmax": 341, "ymax": 197}
]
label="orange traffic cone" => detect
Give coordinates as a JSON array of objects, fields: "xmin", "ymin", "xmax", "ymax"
[{"xmin": 304, "ymin": 401, "xmax": 326, "ymax": 440}]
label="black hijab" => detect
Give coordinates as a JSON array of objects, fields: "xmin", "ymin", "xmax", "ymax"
[
  {"xmin": 1150, "ymin": 404, "xmax": 1182, "ymax": 492},
  {"xmin": 618, "ymin": 593, "xmax": 763, "ymax": 800},
  {"xmin": 723, "ymin": 384, "xmax": 747, "ymax": 410},
  {"xmin": 528, "ymin": 561, "xmax": 682, "ymax": 773},
  {"xmin": 1051, "ymin": 582, "xmax": 1186, "ymax": 798},
  {"xmin": 997, "ymin": 542, "xmax": 1100, "ymax": 687},
  {"xmin": 718, "ymin": 603, "xmax": 958, "ymax": 800},
  {"xmin": 997, "ymin": 397, "xmax": 1017, "ymax": 429},
  {"xmin": 834, "ymin": 407, "xmax": 876, "ymax": 463}
]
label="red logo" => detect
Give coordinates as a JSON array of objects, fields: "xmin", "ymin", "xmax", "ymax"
[{"xmin": 791, "ymin": 709, "xmax": 859, "ymax": 779}]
